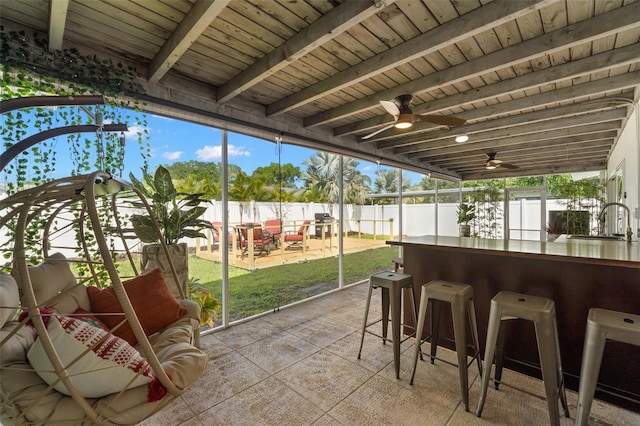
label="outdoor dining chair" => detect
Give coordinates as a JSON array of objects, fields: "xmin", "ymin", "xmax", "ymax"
[
  {"xmin": 239, "ymin": 224, "xmax": 272, "ymax": 256},
  {"xmin": 284, "ymin": 220, "xmax": 310, "ymax": 249},
  {"xmin": 264, "ymin": 219, "xmax": 282, "ymax": 248}
]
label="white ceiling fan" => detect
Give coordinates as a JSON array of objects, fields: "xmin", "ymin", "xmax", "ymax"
[
  {"xmin": 361, "ymin": 94, "xmax": 466, "ymax": 140},
  {"xmin": 486, "ymin": 152, "xmax": 518, "ymax": 170}
]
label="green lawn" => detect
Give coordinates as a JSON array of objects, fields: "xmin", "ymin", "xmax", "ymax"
[
  {"xmin": 118, "ymin": 245, "xmax": 399, "ymax": 323},
  {"xmin": 192, "ymin": 245, "xmax": 399, "ymax": 322}
]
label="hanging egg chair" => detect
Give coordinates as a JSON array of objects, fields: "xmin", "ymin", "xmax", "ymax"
[{"xmin": 0, "ymin": 171, "xmax": 207, "ymax": 425}]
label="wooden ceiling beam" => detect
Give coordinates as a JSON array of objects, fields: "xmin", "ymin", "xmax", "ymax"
[
  {"xmin": 434, "ymin": 142, "xmax": 613, "ymax": 168},
  {"xmin": 409, "ymin": 122, "xmax": 621, "ymax": 159},
  {"xmin": 339, "ymin": 42, "xmax": 640, "ymax": 138},
  {"xmin": 216, "ymin": 0, "xmax": 391, "ymax": 103},
  {"xmin": 148, "ymin": 0, "xmax": 231, "ymax": 83},
  {"xmin": 397, "ymin": 108, "xmax": 626, "ymax": 156},
  {"xmin": 425, "ymin": 133, "xmax": 617, "ymax": 164},
  {"xmin": 455, "ymin": 152, "xmax": 609, "ymax": 174},
  {"xmin": 374, "ymin": 88, "xmax": 635, "ymax": 151},
  {"xmin": 463, "ymin": 161, "xmax": 608, "ymax": 180},
  {"xmin": 48, "ymin": 0, "xmax": 69, "ymax": 51},
  {"xmin": 266, "ymin": 0, "xmax": 553, "ymax": 116},
  {"xmin": 411, "ymin": 100, "xmax": 623, "ymax": 145},
  {"xmin": 394, "ymin": 120, "xmax": 622, "ymax": 158},
  {"xmin": 376, "ymin": 92, "xmax": 629, "ymax": 152},
  {"xmin": 406, "ymin": 115, "xmax": 623, "ymax": 159},
  {"xmin": 376, "ymin": 89, "xmax": 640, "ymax": 152},
  {"xmin": 304, "ymin": 1, "xmax": 640, "ymax": 128}
]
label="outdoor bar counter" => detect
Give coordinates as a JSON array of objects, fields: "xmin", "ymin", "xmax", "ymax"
[{"xmin": 387, "ymin": 235, "xmax": 640, "ymax": 411}]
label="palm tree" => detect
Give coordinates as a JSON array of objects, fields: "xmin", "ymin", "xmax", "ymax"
[
  {"xmin": 229, "ymin": 171, "xmax": 270, "ymax": 202},
  {"xmin": 300, "ymin": 183, "xmax": 328, "ymax": 203},
  {"xmin": 301, "ymin": 152, "xmax": 370, "ymax": 204},
  {"xmin": 374, "ymin": 168, "xmax": 411, "ymax": 193},
  {"xmin": 301, "ymin": 152, "xmax": 340, "ymax": 202},
  {"xmin": 343, "ymin": 159, "xmax": 371, "ymax": 205}
]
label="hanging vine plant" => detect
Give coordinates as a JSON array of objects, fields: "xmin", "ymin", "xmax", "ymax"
[
  {"xmin": 1, "ymin": 26, "xmax": 150, "ymax": 189},
  {"xmin": 1, "ymin": 26, "xmax": 151, "ymax": 270},
  {"xmin": 467, "ymin": 181, "xmax": 504, "ymax": 239}
]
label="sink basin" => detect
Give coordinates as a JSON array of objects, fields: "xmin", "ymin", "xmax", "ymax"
[{"xmin": 566, "ymin": 234, "xmax": 626, "ymax": 241}]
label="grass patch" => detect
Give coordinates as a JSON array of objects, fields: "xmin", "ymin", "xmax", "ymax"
[
  {"xmin": 346, "ymin": 233, "xmax": 392, "ymax": 240},
  {"xmin": 200, "ymin": 246, "xmax": 398, "ymax": 321},
  {"xmin": 118, "ymin": 246, "xmax": 399, "ymax": 323}
]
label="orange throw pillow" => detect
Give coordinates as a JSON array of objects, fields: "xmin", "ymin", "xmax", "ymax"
[{"xmin": 87, "ymin": 268, "xmax": 186, "ymax": 345}]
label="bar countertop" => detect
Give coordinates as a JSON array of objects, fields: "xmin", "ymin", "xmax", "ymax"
[{"xmin": 387, "ymin": 235, "xmax": 640, "ymax": 268}]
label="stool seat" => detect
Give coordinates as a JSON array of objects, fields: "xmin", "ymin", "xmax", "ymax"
[
  {"xmin": 358, "ymin": 271, "xmax": 417, "ymax": 379},
  {"xmin": 576, "ymin": 308, "xmax": 640, "ymax": 425},
  {"xmin": 490, "ymin": 291, "xmax": 555, "ymax": 322},
  {"xmin": 476, "ymin": 291, "xmax": 569, "ymax": 426},
  {"xmin": 369, "ymin": 271, "xmax": 411, "ymax": 289},
  {"xmin": 409, "ymin": 280, "xmax": 482, "ymax": 412},
  {"xmin": 391, "ymin": 258, "xmax": 404, "ymax": 273}
]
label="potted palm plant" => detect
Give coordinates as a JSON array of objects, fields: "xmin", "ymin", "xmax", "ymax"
[
  {"xmin": 457, "ymin": 202, "xmax": 476, "ymax": 237},
  {"xmin": 129, "ymin": 166, "xmax": 211, "ymax": 298}
]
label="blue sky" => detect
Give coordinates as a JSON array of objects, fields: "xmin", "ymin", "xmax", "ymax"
[
  {"xmin": 3, "ymin": 109, "xmax": 423, "ymax": 186},
  {"xmin": 134, "ymin": 113, "xmax": 415, "ymax": 184}
]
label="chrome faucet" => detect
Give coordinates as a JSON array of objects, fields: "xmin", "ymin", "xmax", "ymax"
[{"xmin": 598, "ymin": 202, "xmax": 633, "ymax": 241}]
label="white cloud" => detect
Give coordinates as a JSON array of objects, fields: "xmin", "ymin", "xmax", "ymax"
[
  {"xmin": 196, "ymin": 144, "xmax": 250, "ymax": 161},
  {"xmin": 123, "ymin": 125, "xmax": 146, "ymax": 139},
  {"xmin": 196, "ymin": 146, "xmax": 221, "ymax": 160},
  {"xmin": 162, "ymin": 151, "xmax": 183, "ymax": 160},
  {"xmin": 100, "ymin": 120, "xmax": 145, "ymax": 140},
  {"xmin": 229, "ymin": 145, "xmax": 251, "ymax": 157},
  {"xmin": 150, "ymin": 113, "xmax": 171, "ymax": 120}
]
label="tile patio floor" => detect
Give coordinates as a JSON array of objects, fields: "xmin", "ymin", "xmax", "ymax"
[{"xmin": 141, "ymin": 282, "xmax": 640, "ymax": 426}]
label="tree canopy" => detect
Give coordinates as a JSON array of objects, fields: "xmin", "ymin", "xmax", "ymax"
[
  {"xmin": 301, "ymin": 152, "xmax": 371, "ymax": 204},
  {"xmin": 251, "ymin": 162, "xmax": 301, "ymax": 188},
  {"xmin": 152, "ymin": 158, "xmax": 583, "ymax": 206}
]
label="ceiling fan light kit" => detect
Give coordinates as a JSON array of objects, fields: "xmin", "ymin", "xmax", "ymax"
[
  {"xmin": 485, "ymin": 152, "xmax": 518, "ymax": 170},
  {"xmin": 362, "ymin": 94, "xmax": 466, "ymax": 139}
]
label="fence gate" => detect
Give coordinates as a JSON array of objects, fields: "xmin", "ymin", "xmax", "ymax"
[{"xmin": 504, "ymin": 187, "xmax": 547, "ymax": 242}]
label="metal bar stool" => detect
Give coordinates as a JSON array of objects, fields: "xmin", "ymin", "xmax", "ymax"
[
  {"xmin": 476, "ymin": 291, "xmax": 570, "ymax": 426},
  {"xmin": 409, "ymin": 280, "xmax": 482, "ymax": 411},
  {"xmin": 576, "ymin": 308, "xmax": 640, "ymax": 425},
  {"xmin": 392, "ymin": 257, "xmax": 404, "ymax": 272},
  {"xmin": 357, "ymin": 271, "xmax": 418, "ymax": 379}
]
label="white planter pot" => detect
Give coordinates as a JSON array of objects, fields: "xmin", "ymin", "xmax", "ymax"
[{"xmin": 141, "ymin": 243, "xmax": 189, "ymax": 299}]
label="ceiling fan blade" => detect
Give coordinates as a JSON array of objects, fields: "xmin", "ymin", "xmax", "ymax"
[
  {"xmin": 499, "ymin": 163, "xmax": 519, "ymax": 169},
  {"xmin": 416, "ymin": 114, "xmax": 466, "ymax": 127},
  {"xmin": 380, "ymin": 100, "xmax": 400, "ymax": 117},
  {"xmin": 486, "ymin": 159, "xmax": 500, "ymax": 169},
  {"xmin": 361, "ymin": 123, "xmax": 395, "ymax": 140}
]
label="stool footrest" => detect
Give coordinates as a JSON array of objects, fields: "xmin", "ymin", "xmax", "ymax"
[
  {"xmin": 364, "ymin": 318, "xmax": 417, "ymax": 333},
  {"xmin": 364, "ymin": 329, "xmax": 416, "ymax": 345},
  {"xmin": 416, "ymin": 344, "xmax": 481, "ymax": 369},
  {"xmin": 359, "ymin": 271, "xmax": 417, "ymax": 380},
  {"xmin": 476, "ymin": 291, "xmax": 569, "ymax": 425}
]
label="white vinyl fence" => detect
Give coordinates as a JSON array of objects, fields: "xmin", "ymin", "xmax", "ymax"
[{"xmin": 1, "ymin": 199, "xmax": 595, "ymax": 263}]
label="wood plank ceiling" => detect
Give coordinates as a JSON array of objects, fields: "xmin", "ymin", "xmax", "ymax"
[{"xmin": 1, "ymin": 0, "xmax": 639, "ymax": 181}]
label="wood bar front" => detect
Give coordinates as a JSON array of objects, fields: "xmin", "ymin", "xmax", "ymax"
[{"xmin": 389, "ymin": 236, "xmax": 640, "ymax": 412}]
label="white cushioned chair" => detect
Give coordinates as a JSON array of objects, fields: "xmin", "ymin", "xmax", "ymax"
[{"xmin": 0, "ymin": 172, "xmax": 207, "ymax": 425}]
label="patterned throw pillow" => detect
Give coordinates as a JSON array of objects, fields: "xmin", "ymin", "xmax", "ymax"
[
  {"xmin": 72, "ymin": 308, "xmax": 109, "ymax": 330},
  {"xmin": 27, "ymin": 314, "xmax": 166, "ymax": 400}
]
